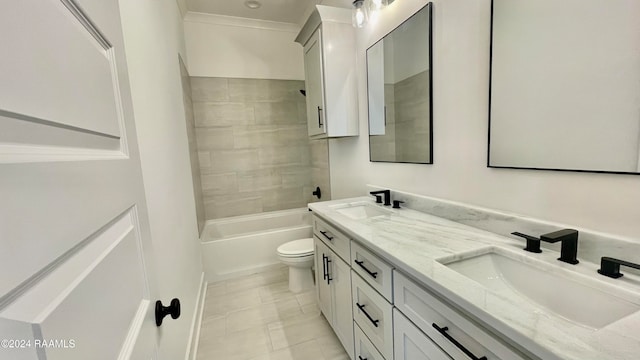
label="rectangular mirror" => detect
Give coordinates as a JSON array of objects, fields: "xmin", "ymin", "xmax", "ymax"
[
  {"xmin": 489, "ymin": 0, "xmax": 640, "ymax": 174},
  {"xmin": 367, "ymin": 3, "xmax": 433, "ymax": 164}
]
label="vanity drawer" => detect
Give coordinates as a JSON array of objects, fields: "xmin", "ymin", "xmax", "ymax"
[
  {"xmin": 394, "ymin": 271, "xmax": 526, "ymax": 360},
  {"xmin": 394, "ymin": 308, "xmax": 451, "ymax": 360},
  {"xmin": 352, "ymin": 271, "xmax": 393, "ymax": 360},
  {"xmin": 354, "ymin": 322, "xmax": 386, "ymax": 360},
  {"xmin": 313, "ymin": 216, "xmax": 350, "ymax": 262},
  {"xmin": 351, "ymin": 241, "xmax": 393, "ymax": 302}
]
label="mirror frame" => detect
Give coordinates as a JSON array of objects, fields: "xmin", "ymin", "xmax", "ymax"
[
  {"xmin": 366, "ymin": 2, "xmax": 434, "ymax": 164},
  {"xmin": 487, "ymin": 0, "xmax": 640, "ymax": 176}
]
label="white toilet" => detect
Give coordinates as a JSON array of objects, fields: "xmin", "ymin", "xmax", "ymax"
[{"xmin": 277, "ymin": 238, "xmax": 314, "ymax": 293}]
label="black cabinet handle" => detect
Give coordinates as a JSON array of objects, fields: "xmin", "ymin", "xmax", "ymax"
[
  {"xmin": 355, "ymin": 260, "xmax": 378, "ymax": 279},
  {"xmin": 356, "ymin": 303, "xmax": 379, "ymax": 327},
  {"xmin": 358, "ymin": 356, "xmax": 367, "ymax": 360},
  {"xmin": 319, "ymin": 230, "xmax": 333, "ymax": 241},
  {"xmin": 384, "ymin": 105, "xmax": 386, "ymax": 127},
  {"xmin": 432, "ymin": 323, "xmax": 487, "ymax": 360},
  {"xmin": 317, "ymin": 106, "xmax": 323, "ymax": 127},
  {"xmin": 322, "ymin": 254, "xmax": 328, "ymax": 281},
  {"xmin": 155, "ymin": 298, "xmax": 181, "ymax": 326},
  {"xmin": 326, "ymin": 257, "xmax": 332, "ymax": 284}
]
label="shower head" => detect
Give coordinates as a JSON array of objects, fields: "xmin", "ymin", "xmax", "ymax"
[{"xmin": 299, "ymin": 90, "xmax": 306, "ymax": 97}]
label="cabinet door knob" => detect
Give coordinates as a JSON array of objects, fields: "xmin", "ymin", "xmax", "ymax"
[{"xmin": 155, "ymin": 298, "xmax": 181, "ymax": 326}]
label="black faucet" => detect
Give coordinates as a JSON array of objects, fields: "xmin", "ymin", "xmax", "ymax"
[
  {"xmin": 511, "ymin": 229, "xmax": 579, "ymax": 264},
  {"xmin": 369, "ymin": 190, "xmax": 391, "ymax": 206},
  {"xmin": 598, "ymin": 257, "xmax": 640, "ymax": 278}
]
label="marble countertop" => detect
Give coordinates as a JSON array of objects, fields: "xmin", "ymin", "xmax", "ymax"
[{"xmin": 308, "ymin": 197, "xmax": 640, "ymax": 360}]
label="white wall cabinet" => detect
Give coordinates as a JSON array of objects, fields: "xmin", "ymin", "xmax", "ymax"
[
  {"xmin": 295, "ymin": 6, "xmax": 359, "ymax": 139},
  {"xmin": 314, "ymin": 237, "xmax": 354, "ymax": 358}
]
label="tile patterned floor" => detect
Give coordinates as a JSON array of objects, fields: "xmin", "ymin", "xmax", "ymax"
[{"xmin": 197, "ymin": 266, "xmax": 350, "ymax": 360}]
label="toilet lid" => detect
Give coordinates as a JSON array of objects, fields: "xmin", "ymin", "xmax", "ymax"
[{"xmin": 277, "ymin": 238, "xmax": 314, "ymax": 257}]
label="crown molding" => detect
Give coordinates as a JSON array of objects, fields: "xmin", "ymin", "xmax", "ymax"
[{"xmin": 184, "ymin": 12, "xmax": 301, "ymax": 33}]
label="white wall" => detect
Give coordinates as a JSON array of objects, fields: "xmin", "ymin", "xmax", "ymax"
[
  {"xmin": 329, "ymin": 0, "xmax": 640, "ymax": 240},
  {"xmin": 184, "ymin": 12, "xmax": 304, "ymax": 80},
  {"xmin": 119, "ymin": 0, "xmax": 203, "ymax": 358}
]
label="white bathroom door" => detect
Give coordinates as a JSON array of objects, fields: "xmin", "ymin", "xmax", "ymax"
[{"xmin": 0, "ymin": 0, "xmax": 161, "ymax": 359}]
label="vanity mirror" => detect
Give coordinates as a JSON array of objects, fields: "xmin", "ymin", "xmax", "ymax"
[
  {"xmin": 488, "ymin": 0, "xmax": 640, "ymax": 174},
  {"xmin": 366, "ymin": 3, "xmax": 433, "ymax": 164}
]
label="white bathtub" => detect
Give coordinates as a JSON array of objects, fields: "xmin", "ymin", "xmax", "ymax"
[{"xmin": 201, "ymin": 208, "xmax": 313, "ymax": 282}]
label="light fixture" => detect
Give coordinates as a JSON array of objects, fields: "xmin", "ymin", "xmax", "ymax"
[
  {"xmin": 244, "ymin": 0, "xmax": 261, "ymax": 9},
  {"xmin": 368, "ymin": 0, "xmax": 388, "ymax": 13},
  {"xmin": 352, "ymin": 0, "xmax": 368, "ymax": 28}
]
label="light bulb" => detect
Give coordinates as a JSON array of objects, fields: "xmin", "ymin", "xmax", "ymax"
[{"xmin": 352, "ymin": 0, "xmax": 368, "ymax": 28}]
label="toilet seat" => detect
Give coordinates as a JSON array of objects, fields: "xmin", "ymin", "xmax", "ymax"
[{"xmin": 277, "ymin": 238, "xmax": 314, "ymax": 257}]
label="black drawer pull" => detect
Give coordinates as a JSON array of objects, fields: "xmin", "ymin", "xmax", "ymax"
[
  {"xmin": 355, "ymin": 260, "xmax": 378, "ymax": 279},
  {"xmin": 358, "ymin": 356, "xmax": 367, "ymax": 360},
  {"xmin": 317, "ymin": 106, "xmax": 323, "ymax": 127},
  {"xmin": 322, "ymin": 254, "xmax": 328, "ymax": 281},
  {"xmin": 356, "ymin": 303, "xmax": 379, "ymax": 327},
  {"xmin": 432, "ymin": 323, "xmax": 487, "ymax": 360},
  {"xmin": 319, "ymin": 230, "xmax": 333, "ymax": 241}
]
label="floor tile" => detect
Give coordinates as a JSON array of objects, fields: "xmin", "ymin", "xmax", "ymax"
[
  {"xmin": 197, "ymin": 327, "xmax": 271, "ymax": 360},
  {"xmin": 248, "ymin": 339, "xmax": 325, "ymax": 360},
  {"xmin": 227, "ymin": 297, "xmax": 303, "ymax": 334},
  {"xmin": 267, "ymin": 311, "xmax": 333, "ymax": 350},
  {"xmin": 258, "ymin": 281, "xmax": 296, "ymax": 304},
  {"xmin": 203, "ymin": 288, "xmax": 262, "ymax": 318},
  {"xmin": 197, "ymin": 270, "xmax": 348, "ymax": 360}
]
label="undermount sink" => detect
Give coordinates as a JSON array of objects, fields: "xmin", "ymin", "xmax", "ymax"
[
  {"xmin": 330, "ymin": 202, "xmax": 392, "ymax": 220},
  {"xmin": 439, "ymin": 248, "xmax": 640, "ymax": 329}
]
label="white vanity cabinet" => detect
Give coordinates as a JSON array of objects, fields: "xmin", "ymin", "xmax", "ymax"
[
  {"xmin": 295, "ymin": 6, "xmax": 359, "ymax": 139},
  {"xmin": 312, "ymin": 213, "xmax": 528, "ymax": 360},
  {"xmin": 394, "ymin": 271, "xmax": 527, "ymax": 360},
  {"xmin": 313, "ymin": 226, "xmax": 354, "ymax": 358}
]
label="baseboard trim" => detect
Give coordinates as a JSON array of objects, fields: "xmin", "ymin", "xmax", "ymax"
[{"xmin": 185, "ymin": 272, "xmax": 207, "ymax": 360}]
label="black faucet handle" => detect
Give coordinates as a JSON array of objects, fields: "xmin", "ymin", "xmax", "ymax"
[
  {"xmin": 392, "ymin": 200, "xmax": 404, "ymax": 209},
  {"xmin": 374, "ymin": 195, "xmax": 382, "ymax": 204},
  {"xmin": 598, "ymin": 257, "xmax": 640, "ymax": 279},
  {"xmin": 511, "ymin": 232, "xmax": 542, "ymax": 253}
]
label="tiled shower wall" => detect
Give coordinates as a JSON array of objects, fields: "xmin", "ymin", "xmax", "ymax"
[
  {"xmin": 394, "ymin": 70, "xmax": 430, "ymax": 162},
  {"xmin": 190, "ymin": 77, "xmax": 331, "ymax": 220},
  {"xmin": 179, "ymin": 58, "xmax": 206, "ymax": 234}
]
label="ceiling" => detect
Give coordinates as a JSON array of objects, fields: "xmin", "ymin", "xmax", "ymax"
[{"xmin": 186, "ymin": 0, "xmax": 352, "ymax": 25}]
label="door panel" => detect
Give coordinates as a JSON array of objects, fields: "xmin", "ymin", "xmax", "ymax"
[
  {"xmin": 315, "ymin": 238, "xmax": 333, "ymax": 321},
  {"xmin": 0, "ymin": 0, "xmax": 158, "ymax": 358},
  {"xmin": 394, "ymin": 309, "xmax": 451, "ymax": 360},
  {"xmin": 331, "ymin": 255, "xmax": 354, "ymax": 359},
  {"xmin": 303, "ymin": 29, "xmax": 326, "ymax": 137},
  {"xmin": 0, "ymin": 0, "xmax": 122, "ymax": 137}
]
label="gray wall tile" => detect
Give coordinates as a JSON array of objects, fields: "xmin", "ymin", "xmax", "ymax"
[
  {"xmin": 202, "ymin": 173, "xmax": 238, "ymax": 195},
  {"xmin": 194, "ymin": 102, "xmax": 255, "ymax": 127},
  {"xmin": 205, "ymin": 149, "xmax": 260, "ymax": 174},
  {"xmin": 196, "ymin": 127, "xmax": 235, "ymax": 150},
  {"xmin": 254, "ymin": 102, "xmax": 301, "ymax": 125},
  {"xmin": 191, "ymin": 77, "xmax": 229, "ymax": 102},
  {"xmin": 191, "ymin": 77, "xmax": 330, "ymax": 220}
]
